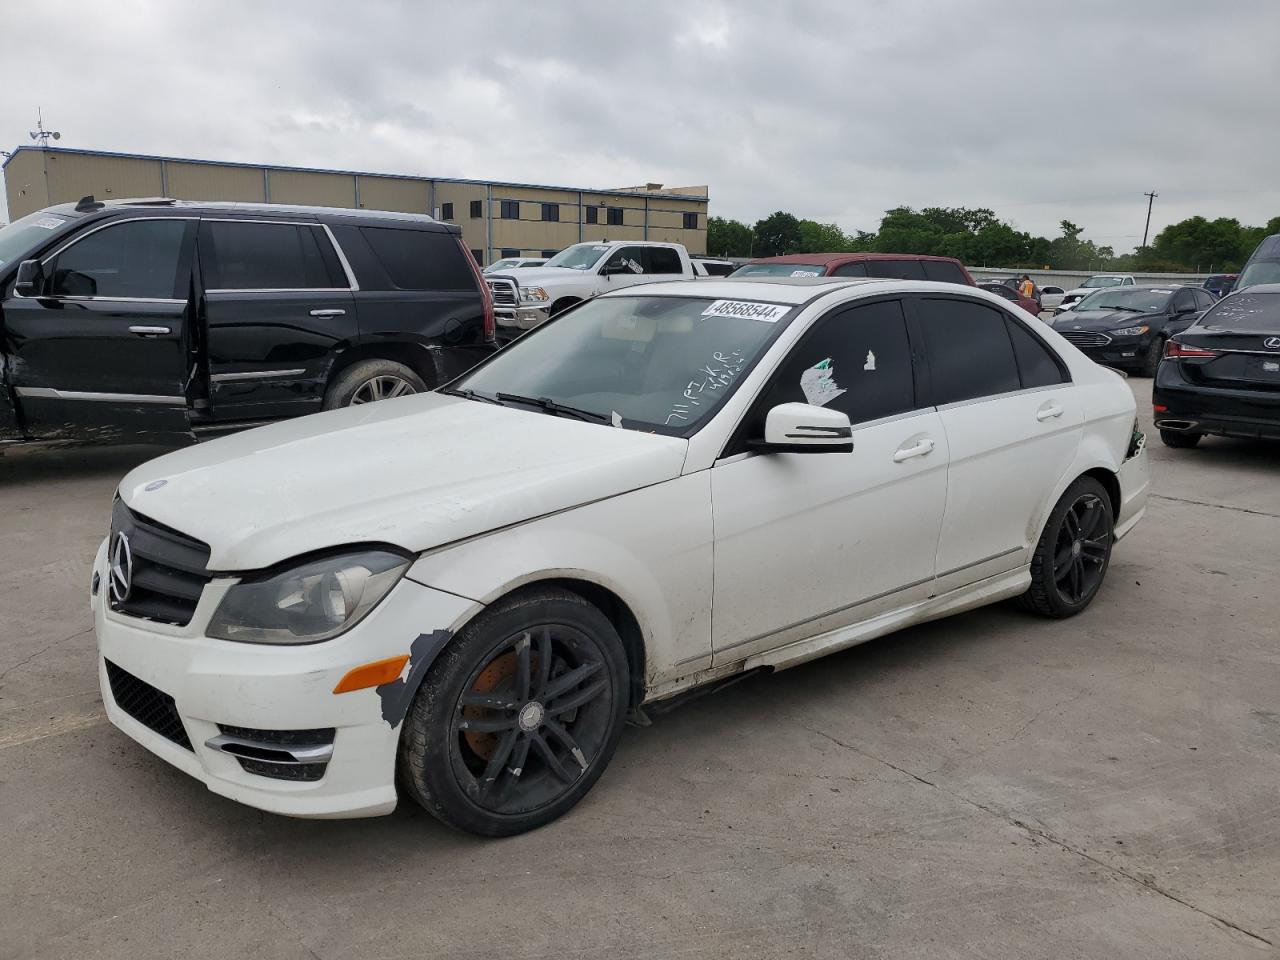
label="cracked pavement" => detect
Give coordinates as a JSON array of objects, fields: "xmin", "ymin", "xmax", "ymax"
[{"xmin": 1, "ymin": 380, "xmax": 1277, "ymax": 959}]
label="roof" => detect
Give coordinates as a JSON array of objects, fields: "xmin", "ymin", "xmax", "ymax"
[
  {"xmin": 747, "ymin": 252, "xmax": 964, "ymax": 265},
  {"xmin": 1, "ymin": 145, "xmax": 710, "ymax": 203},
  {"xmin": 42, "ymin": 197, "xmax": 445, "ymax": 226}
]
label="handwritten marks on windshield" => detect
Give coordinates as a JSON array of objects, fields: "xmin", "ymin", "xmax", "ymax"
[{"xmin": 665, "ymin": 349, "xmax": 747, "ymax": 426}]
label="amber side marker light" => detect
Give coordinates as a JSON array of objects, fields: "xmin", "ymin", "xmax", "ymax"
[{"xmin": 333, "ymin": 655, "xmax": 410, "ymax": 694}]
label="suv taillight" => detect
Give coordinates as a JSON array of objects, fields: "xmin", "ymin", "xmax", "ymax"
[
  {"xmin": 458, "ymin": 239, "xmax": 495, "ymax": 342},
  {"xmin": 1165, "ymin": 341, "xmax": 1218, "ymax": 359}
]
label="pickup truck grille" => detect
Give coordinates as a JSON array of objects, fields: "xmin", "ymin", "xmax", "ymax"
[
  {"xmin": 1060, "ymin": 331, "xmax": 1112, "ymax": 348},
  {"xmin": 109, "ymin": 499, "xmax": 212, "ymax": 626},
  {"xmin": 486, "ymin": 278, "xmax": 518, "ymax": 308}
]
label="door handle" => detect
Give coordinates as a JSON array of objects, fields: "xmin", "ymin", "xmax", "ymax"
[
  {"xmin": 893, "ymin": 438, "xmax": 935, "ymax": 463},
  {"xmin": 1036, "ymin": 401, "xmax": 1064, "ymax": 422},
  {"xmin": 309, "ymin": 308, "xmax": 346, "ymax": 318},
  {"xmin": 128, "ymin": 325, "xmax": 171, "ymax": 336}
]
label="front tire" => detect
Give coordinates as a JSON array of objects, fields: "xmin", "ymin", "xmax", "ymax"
[
  {"xmin": 322, "ymin": 359, "xmax": 427, "ymax": 410},
  {"xmin": 1018, "ymin": 476, "xmax": 1114, "ymax": 618},
  {"xmin": 1141, "ymin": 336, "xmax": 1165, "ymax": 378},
  {"xmin": 399, "ymin": 587, "xmax": 629, "ymax": 836}
]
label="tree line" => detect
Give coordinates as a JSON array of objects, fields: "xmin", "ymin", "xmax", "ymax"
[{"xmin": 708, "ymin": 207, "xmax": 1280, "ymax": 273}]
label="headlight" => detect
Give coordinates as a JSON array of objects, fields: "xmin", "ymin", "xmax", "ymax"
[
  {"xmin": 1113, "ymin": 325, "xmax": 1150, "ymax": 337},
  {"xmin": 519, "ymin": 286, "xmax": 550, "ymax": 303},
  {"xmin": 207, "ymin": 549, "xmax": 410, "ymax": 644}
]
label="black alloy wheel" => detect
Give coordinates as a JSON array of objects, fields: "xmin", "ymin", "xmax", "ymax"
[
  {"xmin": 1018, "ymin": 476, "xmax": 1114, "ymax": 618},
  {"xmin": 400, "ymin": 587, "xmax": 628, "ymax": 836}
]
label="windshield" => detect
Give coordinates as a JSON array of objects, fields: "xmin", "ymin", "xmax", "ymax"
[
  {"xmin": 0, "ymin": 210, "xmax": 71, "ymax": 269},
  {"xmin": 1080, "ymin": 276, "xmax": 1125, "ymax": 289},
  {"xmin": 1238, "ymin": 259, "xmax": 1280, "ymax": 289},
  {"xmin": 1075, "ymin": 289, "xmax": 1173, "ymax": 313},
  {"xmin": 543, "ymin": 243, "xmax": 612, "ymax": 271},
  {"xmin": 484, "ymin": 259, "xmax": 520, "ymax": 273},
  {"xmin": 731, "ymin": 262, "xmax": 826, "ymax": 278},
  {"xmin": 455, "ymin": 294, "xmax": 793, "ymax": 435}
]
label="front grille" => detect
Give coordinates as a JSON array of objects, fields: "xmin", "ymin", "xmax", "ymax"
[
  {"xmin": 105, "ymin": 660, "xmax": 193, "ymax": 750},
  {"xmin": 109, "ymin": 499, "xmax": 212, "ymax": 626},
  {"xmin": 1060, "ymin": 331, "xmax": 1112, "ymax": 348},
  {"xmin": 486, "ymin": 277, "xmax": 518, "ymax": 307}
]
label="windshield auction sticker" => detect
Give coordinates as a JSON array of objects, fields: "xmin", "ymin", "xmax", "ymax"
[{"xmin": 700, "ymin": 300, "xmax": 790, "ymax": 323}]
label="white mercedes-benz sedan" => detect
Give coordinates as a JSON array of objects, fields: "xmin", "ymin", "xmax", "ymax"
[{"xmin": 93, "ymin": 277, "xmax": 1149, "ymax": 835}]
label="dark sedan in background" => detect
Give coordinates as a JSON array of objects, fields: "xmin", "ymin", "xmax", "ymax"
[
  {"xmin": 1048, "ymin": 284, "xmax": 1214, "ymax": 377},
  {"xmin": 1154, "ymin": 284, "xmax": 1280, "ymax": 448}
]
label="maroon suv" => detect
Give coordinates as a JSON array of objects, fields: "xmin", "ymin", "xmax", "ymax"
[{"xmin": 730, "ymin": 252, "xmax": 976, "ymax": 285}]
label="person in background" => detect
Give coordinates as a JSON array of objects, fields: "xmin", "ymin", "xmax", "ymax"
[{"xmin": 1019, "ymin": 274, "xmax": 1035, "ymax": 299}]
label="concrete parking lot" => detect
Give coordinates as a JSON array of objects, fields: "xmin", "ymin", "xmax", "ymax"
[{"xmin": 1, "ymin": 379, "xmax": 1277, "ymax": 960}]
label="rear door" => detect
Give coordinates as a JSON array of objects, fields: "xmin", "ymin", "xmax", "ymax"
[
  {"xmin": 199, "ymin": 218, "xmax": 356, "ymax": 421},
  {"xmin": 906, "ymin": 294, "xmax": 1081, "ymax": 593},
  {"xmin": 3, "ymin": 216, "xmax": 195, "ymax": 439}
]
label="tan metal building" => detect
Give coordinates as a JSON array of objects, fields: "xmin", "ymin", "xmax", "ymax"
[{"xmin": 2, "ymin": 146, "xmax": 709, "ymax": 264}]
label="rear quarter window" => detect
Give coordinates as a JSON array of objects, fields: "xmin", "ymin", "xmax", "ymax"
[
  {"xmin": 922, "ymin": 260, "xmax": 968, "ymax": 284},
  {"xmin": 359, "ymin": 226, "xmax": 475, "ymax": 291}
]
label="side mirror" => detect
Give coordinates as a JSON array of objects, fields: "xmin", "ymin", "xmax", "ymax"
[
  {"xmin": 600, "ymin": 261, "xmax": 626, "ymax": 276},
  {"xmin": 751, "ymin": 402, "xmax": 853, "ymax": 454},
  {"xmin": 14, "ymin": 259, "xmax": 44, "ymax": 297}
]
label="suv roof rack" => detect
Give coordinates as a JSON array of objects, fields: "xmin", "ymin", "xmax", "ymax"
[{"xmin": 120, "ymin": 197, "xmax": 179, "ymax": 206}]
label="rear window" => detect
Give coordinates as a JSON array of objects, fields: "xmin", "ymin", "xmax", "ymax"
[
  {"xmin": 360, "ymin": 227, "xmax": 475, "ymax": 290},
  {"xmin": 1198, "ymin": 291, "xmax": 1280, "ymax": 331},
  {"xmin": 922, "ymin": 260, "xmax": 968, "ymax": 284},
  {"xmin": 868, "ymin": 259, "xmax": 927, "ymax": 281}
]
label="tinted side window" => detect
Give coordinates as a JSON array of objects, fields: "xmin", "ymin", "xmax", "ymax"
[
  {"xmin": 922, "ymin": 260, "xmax": 968, "ymax": 284},
  {"xmin": 361, "ymin": 227, "xmax": 475, "ymax": 291},
  {"xmin": 914, "ymin": 297, "xmax": 1021, "ymax": 404},
  {"xmin": 646, "ymin": 247, "xmax": 682, "ymax": 274},
  {"xmin": 753, "ymin": 299, "xmax": 916, "ymax": 428},
  {"xmin": 869, "ymin": 259, "xmax": 927, "ymax": 280},
  {"xmin": 50, "ymin": 219, "xmax": 188, "ymax": 299},
  {"xmin": 1005, "ymin": 316, "xmax": 1068, "ymax": 388},
  {"xmin": 1171, "ymin": 289, "xmax": 1195, "ymax": 313},
  {"xmin": 831, "ymin": 262, "xmax": 867, "ymax": 277},
  {"xmin": 202, "ymin": 221, "xmax": 336, "ymax": 290},
  {"xmin": 1193, "ymin": 289, "xmax": 1214, "ymax": 310},
  {"xmin": 603, "ymin": 246, "xmax": 646, "ymax": 275}
]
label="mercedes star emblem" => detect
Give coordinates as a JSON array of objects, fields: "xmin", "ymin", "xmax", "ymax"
[{"xmin": 109, "ymin": 532, "xmax": 133, "ymax": 603}]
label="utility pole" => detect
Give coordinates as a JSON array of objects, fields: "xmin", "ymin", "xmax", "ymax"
[{"xmin": 1141, "ymin": 190, "xmax": 1158, "ymax": 249}]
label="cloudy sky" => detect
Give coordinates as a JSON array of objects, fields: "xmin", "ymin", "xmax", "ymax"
[{"xmin": 3, "ymin": 0, "xmax": 1276, "ymax": 250}]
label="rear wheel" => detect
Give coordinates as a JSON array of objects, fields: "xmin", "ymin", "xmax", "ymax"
[
  {"xmin": 1160, "ymin": 429, "xmax": 1202, "ymax": 449},
  {"xmin": 399, "ymin": 587, "xmax": 629, "ymax": 836},
  {"xmin": 1018, "ymin": 476, "xmax": 1114, "ymax": 618},
  {"xmin": 322, "ymin": 359, "xmax": 427, "ymax": 410}
]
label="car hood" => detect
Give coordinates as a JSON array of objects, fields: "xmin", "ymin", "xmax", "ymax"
[
  {"xmin": 117, "ymin": 393, "xmax": 688, "ymax": 571},
  {"xmin": 1051, "ymin": 309, "xmax": 1153, "ymax": 331},
  {"xmin": 491, "ymin": 266, "xmax": 594, "ymax": 287}
]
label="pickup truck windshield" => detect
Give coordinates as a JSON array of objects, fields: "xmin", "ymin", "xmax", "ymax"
[
  {"xmin": 1075, "ymin": 289, "xmax": 1172, "ymax": 313},
  {"xmin": 454, "ymin": 294, "xmax": 793, "ymax": 436},
  {"xmin": 731, "ymin": 262, "xmax": 825, "ymax": 278},
  {"xmin": 543, "ymin": 243, "xmax": 611, "ymax": 271},
  {"xmin": 1080, "ymin": 276, "xmax": 1126, "ymax": 288},
  {"xmin": 0, "ymin": 211, "xmax": 71, "ymax": 268}
]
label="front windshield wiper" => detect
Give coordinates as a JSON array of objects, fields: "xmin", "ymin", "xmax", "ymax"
[
  {"xmin": 440, "ymin": 386, "xmax": 502, "ymax": 404},
  {"xmin": 494, "ymin": 392, "xmax": 611, "ymax": 424},
  {"xmin": 1099, "ymin": 305, "xmax": 1143, "ymax": 313}
]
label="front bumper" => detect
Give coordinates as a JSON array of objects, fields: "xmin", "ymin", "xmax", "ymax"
[
  {"xmin": 494, "ymin": 304, "xmax": 551, "ymax": 340},
  {"xmin": 1069, "ymin": 335, "xmax": 1151, "ymax": 368},
  {"xmin": 91, "ymin": 539, "xmax": 479, "ymax": 819},
  {"xmin": 1115, "ymin": 435, "xmax": 1150, "ymax": 541}
]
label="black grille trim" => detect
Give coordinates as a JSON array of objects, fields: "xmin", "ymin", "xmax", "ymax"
[
  {"xmin": 110, "ymin": 500, "xmax": 213, "ymax": 626},
  {"xmin": 1060, "ymin": 331, "xmax": 1113, "ymax": 348},
  {"xmin": 105, "ymin": 660, "xmax": 193, "ymax": 750}
]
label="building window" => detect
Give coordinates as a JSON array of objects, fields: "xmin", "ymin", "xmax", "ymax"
[
  {"xmin": 500, "ymin": 200, "xmax": 520, "ymax": 219},
  {"xmin": 585, "ymin": 205, "xmax": 598, "ymax": 225},
  {"xmin": 440, "ymin": 202, "xmax": 454, "ymax": 221},
  {"xmin": 683, "ymin": 212, "xmax": 698, "ymax": 230},
  {"xmin": 500, "ymin": 248, "xmax": 520, "ymax": 258},
  {"xmin": 607, "ymin": 207, "xmax": 624, "ymax": 226},
  {"xmin": 470, "ymin": 249, "xmax": 484, "ymax": 265},
  {"xmin": 541, "ymin": 249, "xmax": 557, "ymax": 258},
  {"xmin": 470, "ymin": 200, "xmax": 483, "ymax": 219},
  {"xmin": 541, "ymin": 203, "xmax": 559, "ymax": 222}
]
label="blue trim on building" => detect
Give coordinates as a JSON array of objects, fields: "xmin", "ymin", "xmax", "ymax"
[{"xmin": 1, "ymin": 145, "xmax": 709, "ymax": 203}]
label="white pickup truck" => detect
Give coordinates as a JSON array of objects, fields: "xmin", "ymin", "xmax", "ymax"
[{"xmin": 486, "ymin": 240, "xmax": 695, "ymax": 339}]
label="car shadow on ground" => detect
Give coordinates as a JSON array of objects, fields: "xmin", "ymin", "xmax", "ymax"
[{"xmin": 0, "ymin": 443, "xmax": 180, "ymax": 489}]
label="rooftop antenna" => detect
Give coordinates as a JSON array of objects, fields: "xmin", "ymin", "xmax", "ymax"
[{"xmin": 30, "ymin": 107, "xmax": 61, "ymax": 146}]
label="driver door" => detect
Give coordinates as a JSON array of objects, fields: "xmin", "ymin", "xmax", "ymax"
[
  {"xmin": 599, "ymin": 246, "xmax": 657, "ymax": 292},
  {"xmin": 3, "ymin": 217, "xmax": 196, "ymax": 440},
  {"xmin": 709, "ymin": 298, "xmax": 947, "ymax": 663}
]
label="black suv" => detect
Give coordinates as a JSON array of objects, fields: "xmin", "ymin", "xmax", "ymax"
[{"xmin": 0, "ymin": 197, "xmax": 495, "ymax": 445}]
